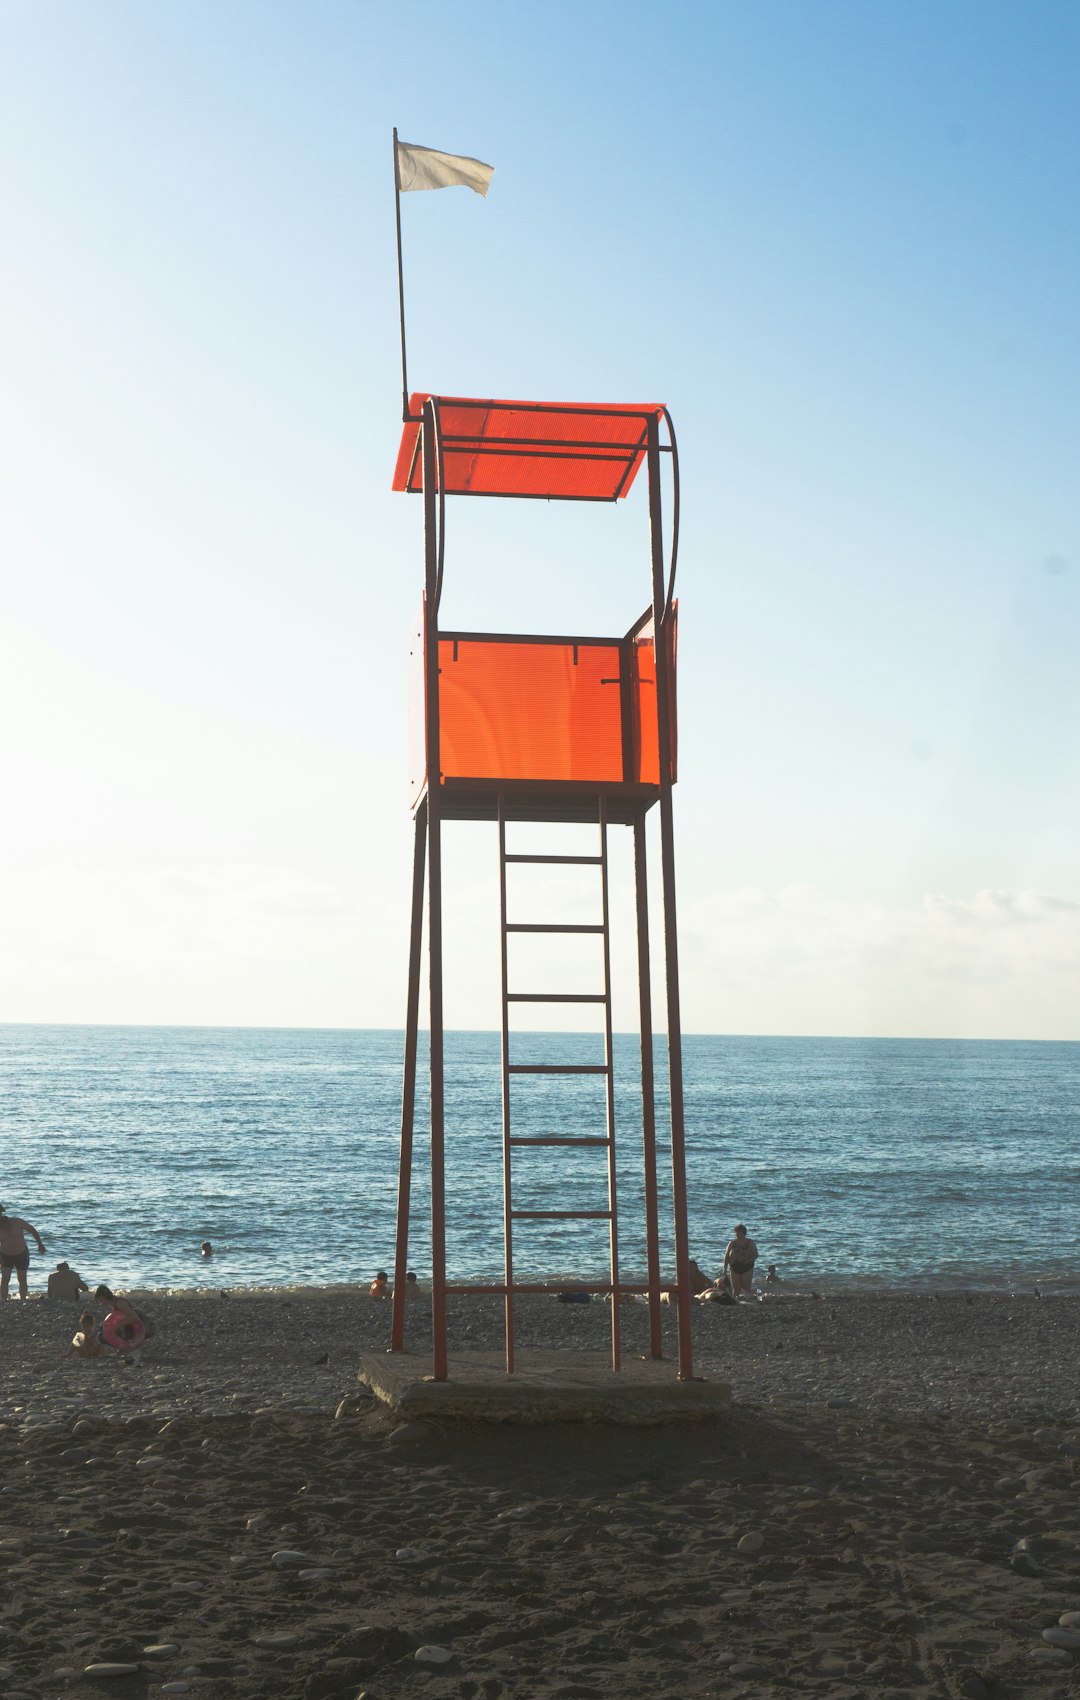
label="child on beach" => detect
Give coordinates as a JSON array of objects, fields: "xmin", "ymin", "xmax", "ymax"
[
  {"xmin": 65, "ymin": 1311, "xmax": 103, "ymax": 1359},
  {"xmin": 369, "ymin": 1271, "xmax": 389, "ymax": 1299}
]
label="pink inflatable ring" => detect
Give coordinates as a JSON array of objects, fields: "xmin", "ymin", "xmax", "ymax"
[{"xmin": 101, "ymin": 1311, "xmax": 146, "ymax": 1353}]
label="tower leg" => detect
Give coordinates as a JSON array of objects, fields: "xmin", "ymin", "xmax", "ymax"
[
  {"xmin": 657, "ymin": 783, "xmax": 694, "ymax": 1380},
  {"xmin": 420, "ymin": 399, "xmax": 449, "ymax": 1381},
  {"xmin": 391, "ymin": 801, "xmax": 427, "ymax": 1353},
  {"xmin": 496, "ymin": 797, "xmax": 515, "ymax": 1374},
  {"xmin": 599, "ymin": 798, "xmax": 621, "ymax": 1370},
  {"xmin": 647, "ymin": 414, "xmax": 694, "ymax": 1381},
  {"xmin": 633, "ymin": 814, "xmax": 664, "ymax": 1358},
  {"xmin": 428, "ymin": 791, "xmax": 448, "ymax": 1380}
]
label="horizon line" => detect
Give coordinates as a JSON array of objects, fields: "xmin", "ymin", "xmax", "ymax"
[{"xmin": 1, "ymin": 1021, "xmax": 1076, "ymax": 1046}]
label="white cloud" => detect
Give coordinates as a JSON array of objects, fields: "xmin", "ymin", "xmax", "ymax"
[
  {"xmin": 680, "ymin": 884, "xmax": 1080, "ymax": 1039},
  {"xmin": 2, "ymin": 856, "xmax": 1077, "ymax": 1040},
  {"xmin": 0, "ymin": 860, "xmax": 374, "ymax": 1027}
]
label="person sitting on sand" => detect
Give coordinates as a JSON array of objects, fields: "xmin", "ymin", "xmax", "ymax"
[
  {"xmin": 401, "ymin": 1270, "xmax": 422, "ymax": 1299},
  {"xmin": 696, "ymin": 1268, "xmax": 737, "ymax": 1304},
  {"xmin": 94, "ymin": 1284, "xmax": 147, "ymax": 1366},
  {"xmin": 47, "ymin": 1261, "xmax": 89, "ymax": 1300},
  {"xmin": 65, "ymin": 1310, "xmax": 103, "ymax": 1359},
  {"xmin": 686, "ymin": 1257, "xmax": 712, "ymax": 1293},
  {"xmin": 723, "ymin": 1224, "xmax": 759, "ymax": 1298},
  {"xmin": 369, "ymin": 1271, "xmax": 389, "ymax": 1299}
]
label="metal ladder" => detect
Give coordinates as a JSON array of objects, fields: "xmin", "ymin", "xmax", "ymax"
[{"xmin": 497, "ymin": 795, "xmax": 620, "ymax": 1372}]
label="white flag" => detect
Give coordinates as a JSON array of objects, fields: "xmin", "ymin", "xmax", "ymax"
[{"xmin": 396, "ymin": 139, "xmax": 494, "ymax": 197}]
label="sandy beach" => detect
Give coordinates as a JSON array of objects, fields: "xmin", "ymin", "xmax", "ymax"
[{"xmin": 1, "ymin": 1288, "xmax": 1078, "ymax": 1699}]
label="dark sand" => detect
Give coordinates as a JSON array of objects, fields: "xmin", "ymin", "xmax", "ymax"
[{"xmin": 1, "ymin": 1289, "xmax": 1078, "ymax": 1699}]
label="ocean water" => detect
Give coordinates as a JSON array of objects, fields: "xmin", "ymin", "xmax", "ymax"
[{"xmin": 2, "ymin": 1025, "xmax": 1078, "ymax": 1294}]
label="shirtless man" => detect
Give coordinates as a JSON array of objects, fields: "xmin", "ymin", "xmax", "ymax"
[{"xmin": 0, "ymin": 1204, "xmax": 46, "ymax": 1300}]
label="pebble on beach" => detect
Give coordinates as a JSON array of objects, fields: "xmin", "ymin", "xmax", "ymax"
[
  {"xmin": 1043, "ymin": 1627, "xmax": 1080, "ymax": 1649},
  {"xmin": 2, "ymin": 1286, "xmax": 1079, "ymax": 1700}
]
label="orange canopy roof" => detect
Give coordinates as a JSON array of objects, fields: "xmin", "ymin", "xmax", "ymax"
[{"xmin": 392, "ymin": 394, "xmax": 663, "ymax": 501}]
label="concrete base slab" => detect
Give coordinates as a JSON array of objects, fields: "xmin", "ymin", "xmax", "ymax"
[{"xmin": 359, "ymin": 1350, "xmax": 732, "ymax": 1426}]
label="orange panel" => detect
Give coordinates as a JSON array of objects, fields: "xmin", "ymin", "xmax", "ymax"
[
  {"xmin": 408, "ymin": 620, "xmax": 677, "ymax": 798},
  {"xmin": 630, "ymin": 603, "xmax": 677, "ymax": 786},
  {"xmin": 632, "ymin": 623, "xmax": 658, "ymax": 785},
  {"xmin": 438, "ymin": 640, "xmax": 624, "ymax": 782},
  {"xmin": 393, "ymin": 395, "xmax": 663, "ymax": 501}
]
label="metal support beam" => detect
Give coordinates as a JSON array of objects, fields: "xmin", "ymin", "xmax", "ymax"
[
  {"xmin": 391, "ymin": 800, "xmax": 427, "ymax": 1352},
  {"xmin": 422, "ymin": 400, "xmax": 448, "ymax": 1380},
  {"xmin": 633, "ymin": 814, "xmax": 664, "ymax": 1358},
  {"xmin": 647, "ymin": 412, "xmax": 694, "ymax": 1381},
  {"xmin": 599, "ymin": 798, "xmax": 621, "ymax": 1371},
  {"xmin": 497, "ymin": 795, "xmax": 515, "ymax": 1373}
]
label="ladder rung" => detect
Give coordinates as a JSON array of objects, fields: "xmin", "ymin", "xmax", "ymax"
[
  {"xmin": 443, "ymin": 1282, "xmax": 653, "ymax": 1296},
  {"xmin": 508, "ymin": 1064, "xmax": 609, "ymax": 1075},
  {"xmin": 508, "ymin": 1136, "xmax": 610, "ymax": 1147},
  {"xmin": 507, "ymin": 992, "xmax": 606, "ymax": 1004},
  {"xmin": 504, "ymin": 854, "xmax": 602, "ymax": 865},
  {"xmin": 505, "ymin": 923, "xmax": 605, "ymax": 934},
  {"xmin": 510, "ymin": 1209, "xmax": 613, "ymax": 1220}
]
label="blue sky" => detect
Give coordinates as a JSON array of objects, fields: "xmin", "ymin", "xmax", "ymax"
[{"xmin": 1, "ymin": 0, "xmax": 1077, "ymax": 1037}]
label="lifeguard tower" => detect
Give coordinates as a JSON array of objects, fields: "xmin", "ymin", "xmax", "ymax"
[{"xmin": 388, "ymin": 391, "xmax": 695, "ymax": 1383}]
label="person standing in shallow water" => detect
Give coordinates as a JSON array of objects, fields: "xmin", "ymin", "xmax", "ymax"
[
  {"xmin": 723, "ymin": 1224, "xmax": 759, "ymax": 1298},
  {"xmin": 0, "ymin": 1204, "xmax": 46, "ymax": 1300}
]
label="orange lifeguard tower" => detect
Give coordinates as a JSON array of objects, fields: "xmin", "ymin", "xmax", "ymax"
[{"xmin": 388, "ymin": 392, "xmax": 696, "ymax": 1382}]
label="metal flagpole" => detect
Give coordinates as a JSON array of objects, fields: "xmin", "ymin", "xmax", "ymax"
[{"xmin": 393, "ymin": 128, "xmax": 410, "ymax": 422}]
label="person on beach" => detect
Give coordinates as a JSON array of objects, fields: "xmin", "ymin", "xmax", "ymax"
[
  {"xmin": 65, "ymin": 1311, "xmax": 103, "ymax": 1359},
  {"xmin": 698, "ymin": 1284, "xmax": 736, "ymax": 1303},
  {"xmin": 765, "ymin": 1263, "xmax": 783, "ymax": 1286},
  {"xmin": 723, "ymin": 1224, "xmax": 759, "ymax": 1298},
  {"xmin": 402, "ymin": 1271, "xmax": 422, "ymax": 1299},
  {"xmin": 687, "ymin": 1257, "xmax": 712, "ymax": 1294},
  {"xmin": 369, "ymin": 1271, "xmax": 389, "ymax": 1299},
  {"xmin": 94, "ymin": 1284, "xmax": 147, "ymax": 1366},
  {"xmin": 47, "ymin": 1261, "xmax": 89, "ymax": 1300},
  {"xmin": 0, "ymin": 1204, "xmax": 46, "ymax": 1300}
]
